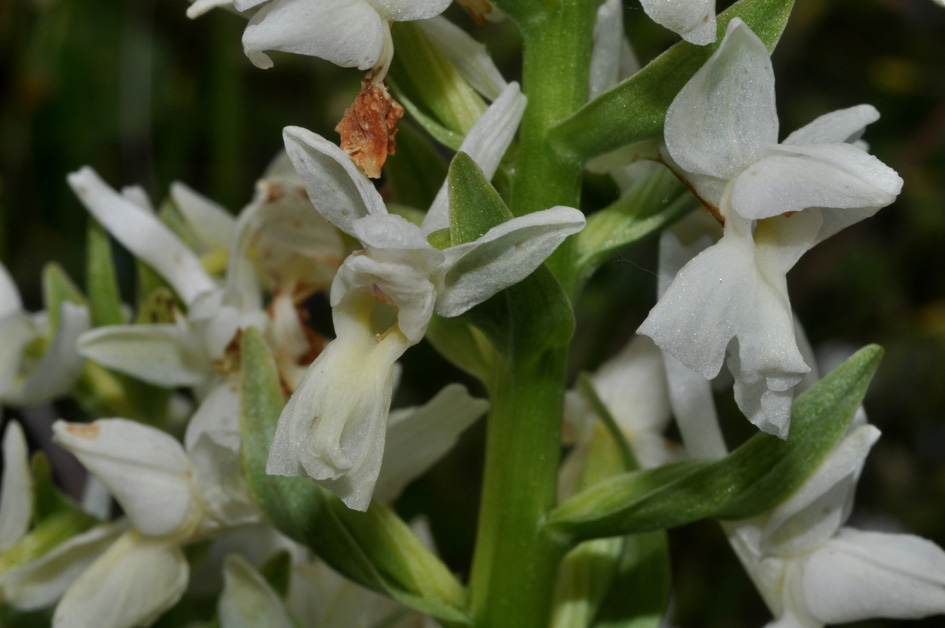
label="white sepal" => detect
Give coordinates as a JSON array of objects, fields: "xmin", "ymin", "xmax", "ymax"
[
  {"xmin": 640, "ymin": 0, "xmax": 717, "ymax": 45},
  {"xmin": 782, "ymin": 104, "xmax": 879, "ymax": 146}
]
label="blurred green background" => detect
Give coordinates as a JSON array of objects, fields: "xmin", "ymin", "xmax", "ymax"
[{"xmin": 1, "ymin": 0, "xmax": 944, "ymax": 626}]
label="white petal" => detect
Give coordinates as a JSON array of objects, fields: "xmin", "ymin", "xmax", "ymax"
[
  {"xmin": 418, "ymin": 16, "xmax": 507, "ymax": 101},
  {"xmin": 52, "ymin": 419, "xmax": 200, "ymax": 538},
  {"xmin": 78, "ymin": 324, "xmax": 212, "ymax": 388},
  {"xmin": 729, "ymin": 143, "xmax": 902, "ymax": 221},
  {"xmin": 186, "ymin": 0, "xmax": 233, "ymax": 19},
  {"xmin": 1, "ymin": 524, "xmax": 121, "ymax": 611},
  {"xmin": 374, "ymin": 384, "xmax": 488, "ymax": 502},
  {"xmin": 53, "ymin": 531, "xmax": 188, "ymax": 628},
  {"xmin": 588, "ymin": 0, "xmax": 627, "ymax": 101},
  {"xmin": 185, "ymin": 378, "xmax": 243, "ymax": 454},
  {"xmin": 371, "ymin": 0, "xmax": 451, "ymax": 21},
  {"xmin": 243, "ymin": 0, "xmax": 387, "ymax": 70},
  {"xmin": 422, "ymin": 82, "xmax": 527, "ymax": 234},
  {"xmin": 267, "ymin": 292, "xmax": 411, "ymax": 511},
  {"xmin": 0, "ymin": 262, "xmax": 22, "ymax": 316},
  {"xmin": 436, "ymin": 206, "xmax": 586, "ymax": 317},
  {"xmin": 218, "ymin": 554, "xmax": 294, "ymax": 628},
  {"xmin": 67, "ymin": 167, "xmax": 216, "ymax": 307},
  {"xmin": 783, "ymin": 105, "xmax": 879, "ymax": 146},
  {"xmin": 761, "ymin": 425, "xmax": 881, "ymax": 555},
  {"xmin": 664, "ymin": 19, "xmax": 777, "ymax": 180},
  {"xmin": 803, "ymin": 529, "xmax": 945, "ymax": 623},
  {"xmin": 170, "ymin": 182, "xmax": 236, "ymax": 252},
  {"xmin": 0, "ymin": 421, "xmax": 32, "ymax": 551},
  {"xmin": 640, "ymin": 0, "xmax": 716, "ymax": 45},
  {"xmin": 282, "ymin": 127, "xmax": 388, "ymax": 235}
]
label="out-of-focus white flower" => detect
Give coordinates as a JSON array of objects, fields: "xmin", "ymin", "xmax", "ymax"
[
  {"xmin": 640, "ymin": 0, "xmax": 716, "ymax": 46},
  {"xmin": 218, "ymin": 554, "xmax": 295, "ymax": 628},
  {"xmin": 639, "ymin": 19, "xmax": 902, "ymax": 438},
  {"xmin": 0, "ymin": 421, "xmax": 32, "ymax": 552},
  {"xmin": 268, "ymin": 95, "xmax": 584, "ymax": 510}
]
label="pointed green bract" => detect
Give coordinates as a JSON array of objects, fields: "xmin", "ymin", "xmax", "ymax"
[
  {"xmin": 448, "ymin": 152, "xmax": 515, "ymax": 246},
  {"xmin": 239, "ymin": 328, "xmax": 470, "ymax": 624},
  {"xmin": 549, "ymin": 0, "xmax": 796, "ymax": 162},
  {"xmin": 546, "ymin": 345, "xmax": 883, "ymax": 541},
  {"xmin": 86, "ymin": 220, "xmax": 124, "ymax": 328}
]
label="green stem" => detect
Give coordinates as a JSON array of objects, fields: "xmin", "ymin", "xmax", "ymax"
[{"xmin": 469, "ymin": 349, "xmax": 570, "ymax": 628}]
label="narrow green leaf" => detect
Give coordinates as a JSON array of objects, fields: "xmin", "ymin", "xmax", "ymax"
[
  {"xmin": 591, "ymin": 531, "xmax": 671, "ymax": 628},
  {"xmin": 448, "ymin": 152, "xmax": 514, "ymax": 246},
  {"xmin": 42, "ymin": 263, "xmax": 87, "ymax": 334},
  {"xmin": 574, "ymin": 167, "xmax": 695, "ymax": 287},
  {"xmin": 31, "ymin": 453, "xmax": 88, "ymax": 524},
  {"xmin": 546, "ymin": 345, "xmax": 882, "ymax": 541},
  {"xmin": 549, "ymin": 0, "xmax": 795, "ymax": 162},
  {"xmin": 239, "ymin": 329, "xmax": 470, "ymax": 624},
  {"xmin": 392, "ymin": 85, "xmax": 465, "ymax": 152},
  {"xmin": 86, "ymin": 219, "xmax": 124, "ymax": 327}
]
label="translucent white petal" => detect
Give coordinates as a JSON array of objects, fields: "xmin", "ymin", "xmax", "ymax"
[
  {"xmin": 1, "ymin": 523, "xmax": 121, "ymax": 611},
  {"xmin": 664, "ymin": 19, "xmax": 777, "ymax": 179},
  {"xmin": 436, "ymin": 206, "xmax": 586, "ymax": 317},
  {"xmin": 67, "ymin": 167, "xmax": 216, "ymax": 307},
  {"xmin": 243, "ymin": 0, "xmax": 387, "ymax": 70},
  {"xmin": 0, "ymin": 421, "xmax": 32, "ymax": 551},
  {"xmin": 53, "ymin": 531, "xmax": 189, "ymax": 628},
  {"xmin": 52, "ymin": 419, "xmax": 200, "ymax": 538},
  {"xmin": 170, "ymin": 181, "xmax": 236, "ymax": 252},
  {"xmin": 783, "ymin": 105, "xmax": 879, "ymax": 146},
  {"xmin": 374, "ymin": 384, "xmax": 488, "ymax": 503},
  {"xmin": 422, "ymin": 82, "xmax": 527, "ymax": 234},
  {"xmin": 640, "ymin": 0, "xmax": 717, "ymax": 45},
  {"xmin": 282, "ymin": 126, "xmax": 389, "ymax": 235},
  {"xmin": 78, "ymin": 324, "xmax": 212, "ymax": 388},
  {"xmin": 418, "ymin": 16, "xmax": 507, "ymax": 101},
  {"xmin": 371, "ymin": 0, "xmax": 452, "ymax": 21},
  {"xmin": 267, "ymin": 292, "xmax": 411, "ymax": 511},
  {"xmin": 729, "ymin": 143, "xmax": 902, "ymax": 221},
  {"xmin": 218, "ymin": 554, "xmax": 295, "ymax": 628},
  {"xmin": 803, "ymin": 529, "xmax": 945, "ymax": 623}
]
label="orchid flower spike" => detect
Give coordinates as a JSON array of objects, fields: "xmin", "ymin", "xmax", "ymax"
[
  {"xmin": 267, "ymin": 113, "xmax": 585, "ymax": 511},
  {"xmin": 639, "ymin": 19, "xmax": 902, "ymax": 438}
]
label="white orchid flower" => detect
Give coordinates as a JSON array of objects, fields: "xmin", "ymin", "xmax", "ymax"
[
  {"xmin": 268, "ymin": 100, "xmax": 584, "ymax": 510},
  {"xmin": 639, "ymin": 19, "xmax": 902, "ymax": 438},
  {"xmin": 641, "ymin": 0, "xmax": 716, "ymax": 46}
]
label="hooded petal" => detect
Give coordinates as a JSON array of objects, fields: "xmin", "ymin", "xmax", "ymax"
[
  {"xmin": 374, "ymin": 384, "xmax": 488, "ymax": 503},
  {"xmin": 803, "ymin": 529, "xmax": 945, "ymax": 623},
  {"xmin": 729, "ymin": 143, "xmax": 902, "ymax": 221},
  {"xmin": 435, "ymin": 206, "xmax": 585, "ymax": 317},
  {"xmin": 243, "ymin": 0, "xmax": 388, "ymax": 70},
  {"xmin": 68, "ymin": 167, "xmax": 216, "ymax": 307},
  {"xmin": 640, "ymin": 0, "xmax": 716, "ymax": 45},
  {"xmin": 53, "ymin": 420, "xmax": 201, "ymax": 538},
  {"xmin": 53, "ymin": 531, "xmax": 188, "ymax": 628},
  {"xmin": 0, "ymin": 421, "xmax": 32, "ymax": 551},
  {"xmin": 282, "ymin": 127, "xmax": 388, "ymax": 235},
  {"xmin": 218, "ymin": 554, "xmax": 295, "ymax": 628},
  {"xmin": 78, "ymin": 323, "xmax": 212, "ymax": 388},
  {"xmin": 267, "ymin": 291, "xmax": 411, "ymax": 511},
  {"xmin": 422, "ymin": 82, "xmax": 527, "ymax": 234},
  {"xmin": 782, "ymin": 105, "xmax": 880, "ymax": 146},
  {"xmin": 664, "ymin": 19, "xmax": 778, "ymax": 180}
]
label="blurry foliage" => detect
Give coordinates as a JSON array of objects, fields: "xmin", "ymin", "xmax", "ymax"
[{"xmin": 1, "ymin": 0, "xmax": 944, "ymax": 626}]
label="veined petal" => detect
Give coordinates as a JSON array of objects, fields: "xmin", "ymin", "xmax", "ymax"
[
  {"xmin": 371, "ymin": 0, "xmax": 452, "ymax": 21},
  {"xmin": 267, "ymin": 291, "xmax": 411, "ymax": 511},
  {"xmin": 53, "ymin": 420, "xmax": 201, "ymax": 538},
  {"xmin": 760, "ymin": 425, "xmax": 881, "ymax": 555},
  {"xmin": 374, "ymin": 384, "xmax": 488, "ymax": 503},
  {"xmin": 67, "ymin": 167, "xmax": 216, "ymax": 307},
  {"xmin": 243, "ymin": 0, "xmax": 387, "ymax": 70},
  {"xmin": 803, "ymin": 529, "xmax": 945, "ymax": 623},
  {"xmin": 640, "ymin": 0, "xmax": 716, "ymax": 45},
  {"xmin": 436, "ymin": 205, "xmax": 585, "ymax": 317},
  {"xmin": 665, "ymin": 18, "xmax": 778, "ymax": 180},
  {"xmin": 418, "ymin": 16, "xmax": 507, "ymax": 101},
  {"xmin": 422, "ymin": 82, "xmax": 527, "ymax": 234},
  {"xmin": 783, "ymin": 104, "xmax": 880, "ymax": 146},
  {"xmin": 0, "ymin": 421, "xmax": 32, "ymax": 551},
  {"xmin": 170, "ymin": 182, "xmax": 236, "ymax": 253},
  {"xmin": 53, "ymin": 531, "xmax": 188, "ymax": 628},
  {"xmin": 78, "ymin": 324, "xmax": 212, "ymax": 388},
  {"xmin": 1, "ymin": 523, "xmax": 121, "ymax": 611},
  {"xmin": 729, "ymin": 143, "xmax": 902, "ymax": 221},
  {"xmin": 218, "ymin": 554, "xmax": 294, "ymax": 628},
  {"xmin": 282, "ymin": 127, "xmax": 388, "ymax": 235}
]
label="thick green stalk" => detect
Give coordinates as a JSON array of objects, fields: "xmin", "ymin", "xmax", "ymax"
[{"xmin": 469, "ymin": 349, "xmax": 570, "ymax": 628}]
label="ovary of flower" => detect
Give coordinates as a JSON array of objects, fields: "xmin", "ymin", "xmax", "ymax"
[
  {"xmin": 266, "ymin": 126, "xmax": 585, "ymax": 511},
  {"xmin": 639, "ymin": 18, "xmax": 902, "ymax": 438}
]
